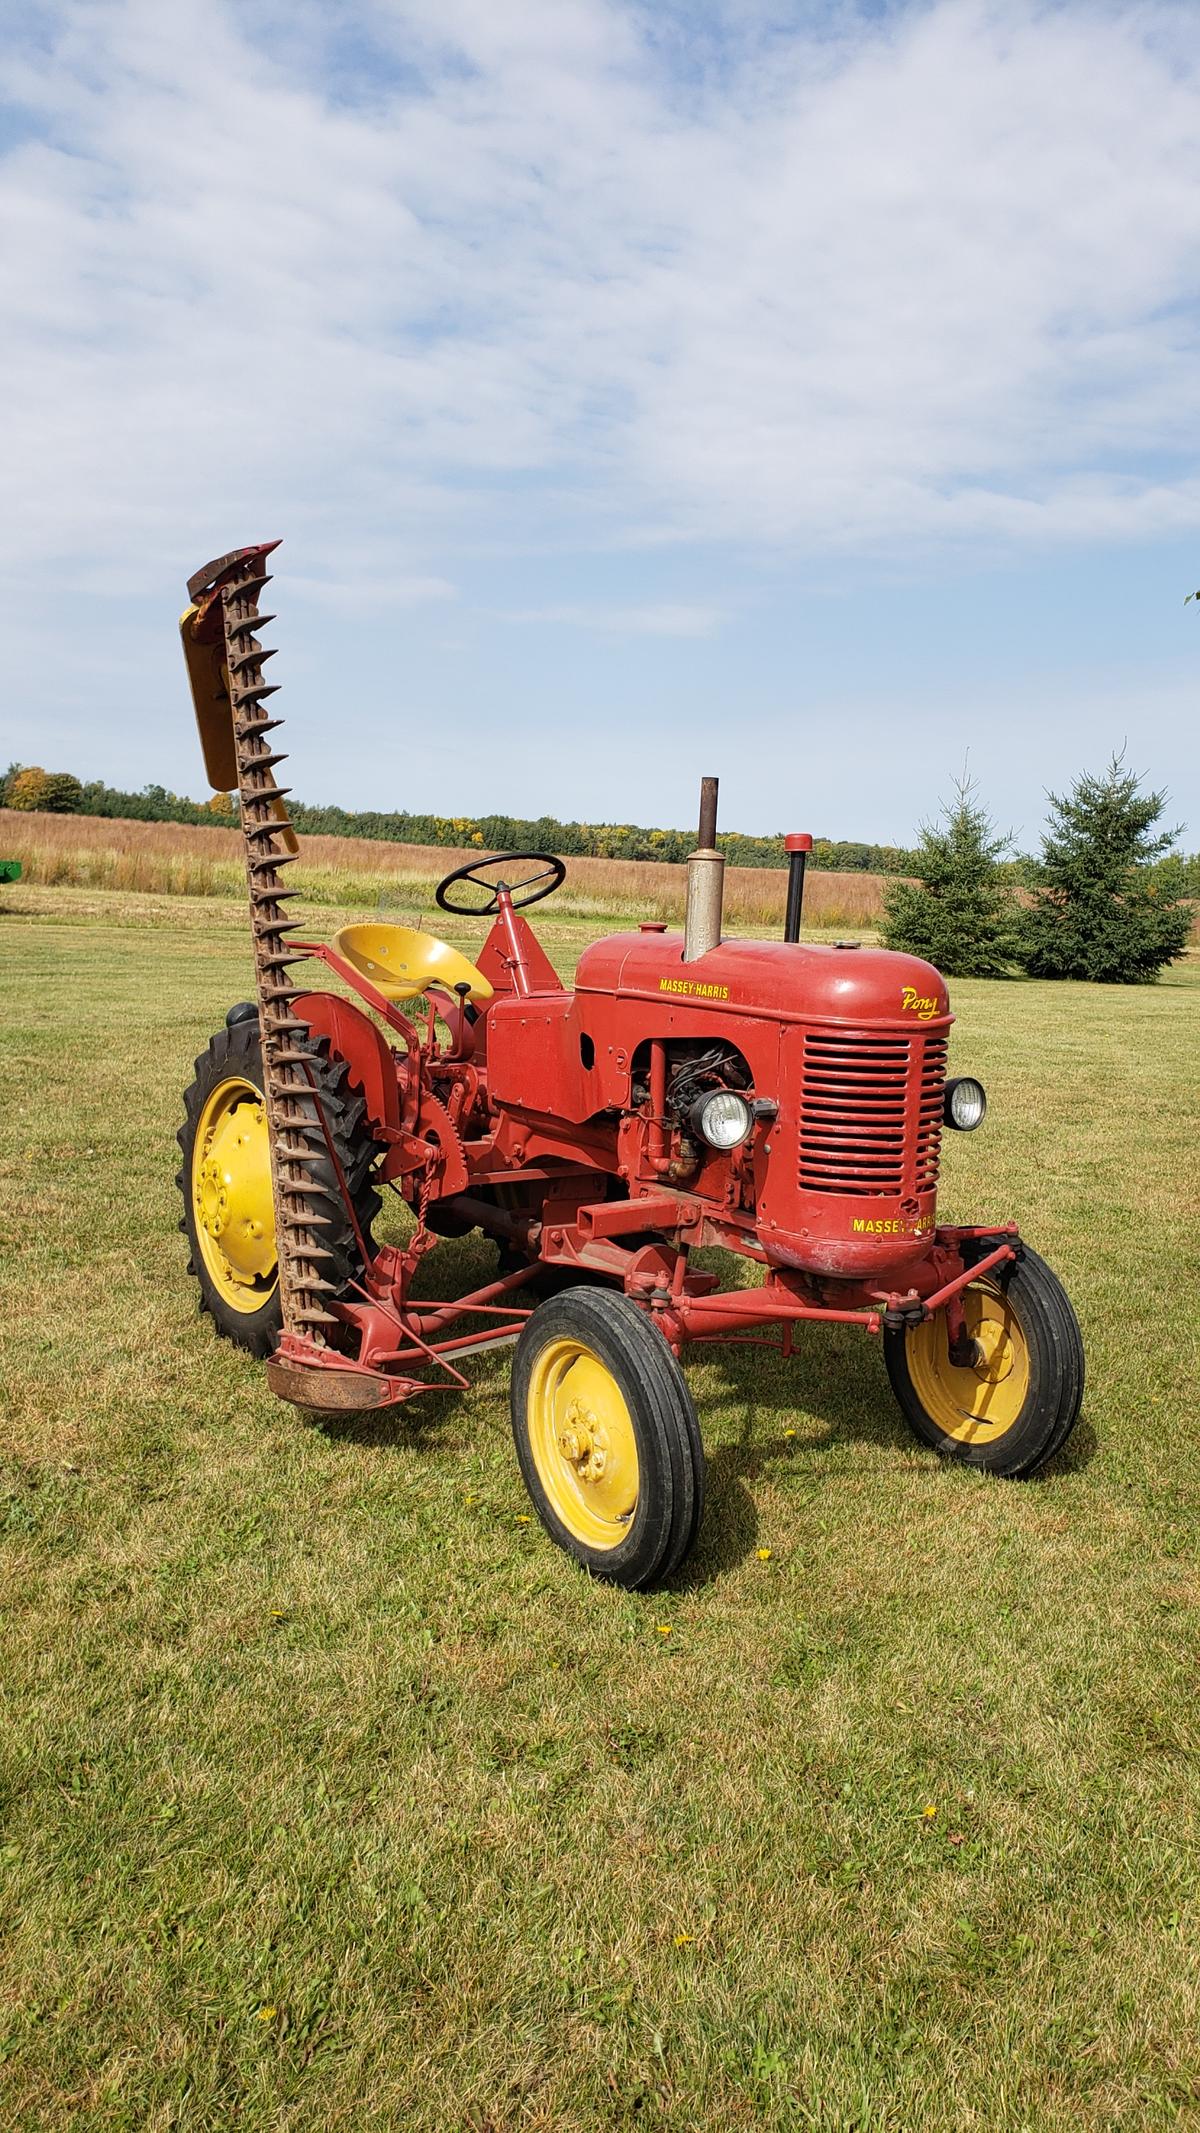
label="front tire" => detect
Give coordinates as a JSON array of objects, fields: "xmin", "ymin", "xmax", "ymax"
[
  {"xmin": 176, "ymin": 1016, "xmax": 381, "ymax": 1358},
  {"xmin": 885, "ymin": 1244, "xmax": 1084, "ymax": 1477},
  {"xmin": 511, "ymin": 1288, "xmax": 705, "ymax": 1589}
]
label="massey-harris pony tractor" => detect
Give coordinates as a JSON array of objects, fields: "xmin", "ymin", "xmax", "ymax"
[{"xmin": 177, "ymin": 544, "xmax": 1084, "ymax": 1589}]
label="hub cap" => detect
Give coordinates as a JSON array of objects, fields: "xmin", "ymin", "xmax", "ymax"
[
  {"xmin": 907, "ymin": 1281, "xmax": 1030, "ymax": 1444},
  {"xmin": 192, "ymin": 1076, "xmax": 277, "ymax": 1311},
  {"xmin": 526, "ymin": 1340, "xmax": 639, "ymax": 1549}
]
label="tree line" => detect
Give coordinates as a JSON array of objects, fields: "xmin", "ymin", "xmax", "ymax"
[
  {"xmin": 0, "ymin": 765, "xmax": 914, "ymax": 873},
  {"xmin": 1, "ymin": 767, "xmax": 235, "ymax": 827},
  {"xmin": 3, "ymin": 754, "xmax": 1194, "ymax": 983}
]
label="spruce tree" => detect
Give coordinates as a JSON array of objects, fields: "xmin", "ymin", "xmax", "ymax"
[
  {"xmin": 882, "ymin": 776, "xmax": 1014, "ymax": 978},
  {"xmin": 1014, "ymin": 754, "xmax": 1191, "ymax": 984}
]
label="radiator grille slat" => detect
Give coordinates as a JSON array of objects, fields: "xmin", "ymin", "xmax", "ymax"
[{"xmin": 799, "ymin": 1031, "xmax": 947, "ymax": 1197}]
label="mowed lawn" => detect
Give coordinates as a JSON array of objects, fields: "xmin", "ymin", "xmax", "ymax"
[{"xmin": 2, "ymin": 887, "xmax": 1199, "ymax": 2132}]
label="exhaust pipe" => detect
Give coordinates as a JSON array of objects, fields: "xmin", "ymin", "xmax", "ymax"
[{"xmin": 683, "ymin": 775, "xmax": 725, "ymax": 962}]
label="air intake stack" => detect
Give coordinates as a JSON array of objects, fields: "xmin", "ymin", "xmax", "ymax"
[{"xmin": 783, "ymin": 833, "xmax": 813, "ymax": 942}]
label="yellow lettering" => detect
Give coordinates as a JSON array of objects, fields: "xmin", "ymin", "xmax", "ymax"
[
  {"xmin": 850, "ymin": 1212, "xmax": 933, "ymax": 1237},
  {"xmin": 657, "ymin": 977, "xmax": 730, "ymax": 1001}
]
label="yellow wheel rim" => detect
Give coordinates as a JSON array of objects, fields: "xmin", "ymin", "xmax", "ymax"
[
  {"xmin": 191, "ymin": 1076, "xmax": 277, "ymax": 1313},
  {"xmin": 906, "ymin": 1281, "xmax": 1031, "ymax": 1445},
  {"xmin": 526, "ymin": 1338, "xmax": 639, "ymax": 1550}
]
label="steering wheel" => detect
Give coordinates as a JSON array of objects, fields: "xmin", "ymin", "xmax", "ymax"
[{"xmin": 435, "ymin": 850, "xmax": 566, "ymax": 916}]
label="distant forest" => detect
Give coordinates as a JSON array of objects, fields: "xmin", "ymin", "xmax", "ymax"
[{"xmin": 6, "ymin": 768, "xmax": 1198, "ymax": 893}]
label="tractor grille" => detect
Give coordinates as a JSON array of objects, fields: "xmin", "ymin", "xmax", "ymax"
[{"xmin": 798, "ymin": 1030, "xmax": 948, "ymax": 1198}]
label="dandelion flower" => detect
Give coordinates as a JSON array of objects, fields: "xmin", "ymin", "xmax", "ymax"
[
  {"xmin": 756, "ymin": 1547, "xmax": 772, "ymax": 1562},
  {"xmin": 784, "ymin": 1428, "xmax": 797, "ymax": 1440},
  {"xmin": 674, "ymin": 1933, "xmax": 694, "ymax": 1947},
  {"xmin": 921, "ymin": 1804, "xmax": 937, "ymax": 1821},
  {"xmin": 516, "ymin": 1515, "xmax": 532, "ymax": 1525},
  {"xmin": 655, "ymin": 1624, "xmax": 672, "ymax": 1637},
  {"xmin": 257, "ymin": 2006, "xmax": 277, "ymax": 2022}
]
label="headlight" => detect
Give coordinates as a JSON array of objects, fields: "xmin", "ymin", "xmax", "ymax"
[
  {"xmin": 691, "ymin": 1089, "xmax": 754, "ymax": 1149},
  {"xmin": 944, "ymin": 1076, "xmax": 987, "ymax": 1130}
]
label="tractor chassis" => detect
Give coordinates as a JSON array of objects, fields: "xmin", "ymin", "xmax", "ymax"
[{"xmin": 265, "ymin": 1218, "xmax": 1019, "ymax": 1414}]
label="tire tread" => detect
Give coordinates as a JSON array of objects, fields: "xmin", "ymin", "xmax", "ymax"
[
  {"xmin": 511, "ymin": 1287, "xmax": 704, "ymax": 1589},
  {"xmin": 884, "ymin": 1241, "xmax": 1084, "ymax": 1478},
  {"xmin": 176, "ymin": 1017, "xmax": 380, "ymax": 1357}
]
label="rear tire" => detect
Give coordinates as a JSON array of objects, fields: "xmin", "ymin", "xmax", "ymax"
[
  {"xmin": 884, "ymin": 1243, "xmax": 1084, "ymax": 1477},
  {"xmin": 176, "ymin": 1016, "xmax": 381, "ymax": 1358},
  {"xmin": 511, "ymin": 1288, "xmax": 705, "ymax": 1589}
]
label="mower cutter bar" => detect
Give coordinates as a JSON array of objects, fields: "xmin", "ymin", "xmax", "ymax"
[{"xmin": 195, "ymin": 544, "xmax": 343, "ymax": 1345}]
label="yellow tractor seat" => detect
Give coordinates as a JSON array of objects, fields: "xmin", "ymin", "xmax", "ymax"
[{"xmin": 331, "ymin": 923, "xmax": 493, "ymax": 1007}]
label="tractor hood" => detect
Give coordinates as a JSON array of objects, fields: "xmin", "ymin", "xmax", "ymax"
[{"xmin": 575, "ymin": 929, "xmax": 950, "ymax": 1029}]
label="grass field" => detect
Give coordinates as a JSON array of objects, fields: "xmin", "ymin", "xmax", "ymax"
[
  {"xmin": 0, "ymin": 811, "xmax": 891, "ymax": 933},
  {"xmin": 2, "ymin": 883, "xmax": 1199, "ymax": 2131}
]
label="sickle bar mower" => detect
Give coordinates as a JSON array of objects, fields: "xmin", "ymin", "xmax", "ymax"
[
  {"xmin": 183, "ymin": 545, "xmax": 342, "ymax": 1347},
  {"xmin": 177, "ymin": 545, "xmax": 1085, "ymax": 1589}
]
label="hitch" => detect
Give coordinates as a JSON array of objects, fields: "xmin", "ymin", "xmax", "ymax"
[{"xmin": 882, "ymin": 1295, "xmax": 926, "ymax": 1334}]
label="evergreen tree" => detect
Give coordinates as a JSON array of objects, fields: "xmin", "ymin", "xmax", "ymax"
[
  {"xmin": 1014, "ymin": 754, "xmax": 1191, "ymax": 984},
  {"xmin": 882, "ymin": 776, "xmax": 1014, "ymax": 978}
]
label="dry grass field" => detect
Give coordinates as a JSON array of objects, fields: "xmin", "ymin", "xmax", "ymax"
[
  {"xmin": 0, "ymin": 810, "xmax": 889, "ymax": 932},
  {"xmin": 2, "ymin": 880, "xmax": 1199, "ymax": 2130}
]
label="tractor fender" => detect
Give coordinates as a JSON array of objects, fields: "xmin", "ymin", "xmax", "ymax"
[{"xmin": 293, "ymin": 991, "xmax": 400, "ymax": 1133}]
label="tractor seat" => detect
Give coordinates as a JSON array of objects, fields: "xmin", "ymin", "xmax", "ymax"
[{"xmin": 331, "ymin": 923, "xmax": 493, "ymax": 1006}]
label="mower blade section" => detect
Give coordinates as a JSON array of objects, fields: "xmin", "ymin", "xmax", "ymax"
[{"xmin": 205, "ymin": 545, "xmax": 335, "ymax": 1350}]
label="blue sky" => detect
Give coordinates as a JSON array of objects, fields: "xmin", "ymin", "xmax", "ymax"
[{"xmin": 1, "ymin": 0, "xmax": 1197, "ymax": 850}]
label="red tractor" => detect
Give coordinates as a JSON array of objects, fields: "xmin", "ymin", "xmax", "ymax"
[{"xmin": 177, "ymin": 544, "xmax": 1084, "ymax": 1589}]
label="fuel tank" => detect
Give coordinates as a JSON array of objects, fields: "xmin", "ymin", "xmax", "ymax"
[
  {"xmin": 576, "ymin": 927, "xmax": 947, "ymax": 1027},
  {"xmin": 575, "ymin": 929, "xmax": 953, "ymax": 1279}
]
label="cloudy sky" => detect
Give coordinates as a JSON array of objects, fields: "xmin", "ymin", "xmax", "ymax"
[{"xmin": 3, "ymin": 0, "xmax": 1198, "ymax": 846}]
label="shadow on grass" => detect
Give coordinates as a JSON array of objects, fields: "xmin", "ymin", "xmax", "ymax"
[
  {"xmin": 309, "ymin": 1386, "xmax": 467, "ymax": 1452},
  {"xmin": 308, "ymin": 1240, "xmax": 1097, "ymax": 1575},
  {"xmin": 671, "ymin": 1441, "xmax": 760, "ymax": 1588},
  {"xmin": 1038, "ymin": 1414, "xmax": 1099, "ymax": 1478},
  {"xmin": 693, "ymin": 1325, "xmax": 911, "ymax": 1455},
  {"xmin": 667, "ymin": 1332, "xmax": 891, "ymax": 1589}
]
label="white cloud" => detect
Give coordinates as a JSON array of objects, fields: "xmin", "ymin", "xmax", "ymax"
[
  {"xmin": 501, "ymin": 601, "xmax": 725, "ymax": 636},
  {"xmin": 289, "ymin": 573, "xmax": 458, "ymax": 616},
  {"xmin": 0, "ymin": 0, "xmax": 1198, "ymax": 611}
]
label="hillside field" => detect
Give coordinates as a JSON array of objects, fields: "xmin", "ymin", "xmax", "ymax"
[
  {"xmin": 5, "ymin": 809, "xmax": 1196, "ymax": 946},
  {"xmin": 0, "ymin": 810, "xmax": 890, "ymax": 933},
  {"xmin": 1, "ymin": 883, "xmax": 1198, "ymax": 2130}
]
